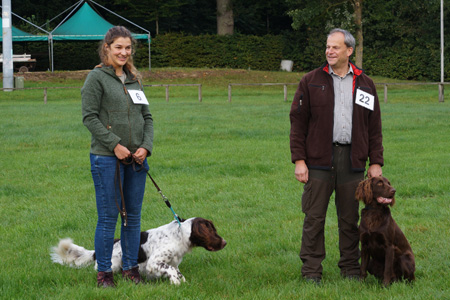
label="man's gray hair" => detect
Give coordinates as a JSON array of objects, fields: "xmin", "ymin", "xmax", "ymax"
[{"xmin": 328, "ymin": 28, "xmax": 355, "ymax": 49}]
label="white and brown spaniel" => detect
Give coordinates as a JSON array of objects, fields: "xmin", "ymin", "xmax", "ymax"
[{"xmin": 50, "ymin": 217, "xmax": 227, "ymax": 285}]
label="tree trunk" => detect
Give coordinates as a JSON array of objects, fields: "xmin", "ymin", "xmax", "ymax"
[
  {"xmin": 353, "ymin": 0, "xmax": 363, "ymax": 68},
  {"xmin": 217, "ymin": 0, "xmax": 234, "ymax": 35},
  {"xmin": 156, "ymin": 18, "xmax": 159, "ymax": 36}
]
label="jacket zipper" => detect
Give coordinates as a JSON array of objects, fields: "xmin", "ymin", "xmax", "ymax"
[
  {"xmin": 298, "ymin": 94, "xmax": 303, "ymax": 113},
  {"xmin": 122, "ymin": 81, "xmax": 132, "ymax": 150}
]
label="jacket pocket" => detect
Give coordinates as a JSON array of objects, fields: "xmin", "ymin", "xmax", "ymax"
[
  {"xmin": 108, "ymin": 110, "xmax": 130, "ymax": 146},
  {"xmin": 357, "ymin": 85, "xmax": 373, "ymax": 94},
  {"xmin": 308, "ymin": 83, "xmax": 328, "ymax": 107}
]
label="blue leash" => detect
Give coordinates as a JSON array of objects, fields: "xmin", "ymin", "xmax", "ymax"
[
  {"xmin": 125, "ymin": 154, "xmax": 182, "ymax": 227},
  {"xmin": 146, "ymin": 171, "xmax": 182, "ymax": 227}
]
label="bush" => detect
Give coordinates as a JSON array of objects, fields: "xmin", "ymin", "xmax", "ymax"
[
  {"xmin": 3, "ymin": 32, "xmax": 449, "ymax": 81},
  {"xmin": 4, "ymin": 34, "xmax": 284, "ymax": 72},
  {"xmin": 148, "ymin": 33, "xmax": 284, "ymax": 71}
]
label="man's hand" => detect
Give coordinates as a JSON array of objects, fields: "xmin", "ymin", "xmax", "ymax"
[
  {"xmin": 367, "ymin": 164, "xmax": 382, "ymax": 178},
  {"xmin": 295, "ymin": 160, "xmax": 309, "ymax": 183}
]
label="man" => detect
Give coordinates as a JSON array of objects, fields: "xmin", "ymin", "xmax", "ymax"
[{"xmin": 289, "ymin": 28, "xmax": 383, "ymax": 284}]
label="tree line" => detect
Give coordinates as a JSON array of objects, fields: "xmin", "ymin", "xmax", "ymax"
[{"xmin": 10, "ymin": 0, "xmax": 450, "ymax": 81}]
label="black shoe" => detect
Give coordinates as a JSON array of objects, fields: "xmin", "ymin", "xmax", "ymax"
[{"xmin": 304, "ymin": 276, "xmax": 322, "ymax": 285}]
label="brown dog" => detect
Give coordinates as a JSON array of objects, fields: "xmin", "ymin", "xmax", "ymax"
[{"xmin": 355, "ymin": 176, "xmax": 415, "ymax": 286}]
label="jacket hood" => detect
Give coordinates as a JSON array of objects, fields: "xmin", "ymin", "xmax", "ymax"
[{"xmin": 94, "ymin": 64, "xmax": 138, "ymax": 83}]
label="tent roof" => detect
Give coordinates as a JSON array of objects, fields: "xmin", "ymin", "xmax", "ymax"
[
  {"xmin": 0, "ymin": 17, "xmax": 47, "ymax": 42},
  {"xmin": 52, "ymin": 2, "xmax": 149, "ymax": 41}
]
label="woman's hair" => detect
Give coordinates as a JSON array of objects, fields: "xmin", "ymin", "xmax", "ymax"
[{"xmin": 99, "ymin": 26, "xmax": 140, "ymax": 78}]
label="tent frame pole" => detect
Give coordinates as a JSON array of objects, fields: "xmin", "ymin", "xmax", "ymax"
[
  {"xmin": 89, "ymin": 0, "xmax": 152, "ymax": 71},
  {"xmin": 48, "ymin": 0, "xmax": 84, "ymax": 72},
  {"xmin": 51, "ymin": 0, "xmax": 84, "ymax": 34}
]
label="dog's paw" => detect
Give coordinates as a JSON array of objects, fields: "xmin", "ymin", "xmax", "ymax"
[
  {"xmin": 169, "ymin": 273, "xmax": 186, "ymax": 285},
  {"xmin": 169, "ymin": 276, "xmax": 182, "ymax": 285}
]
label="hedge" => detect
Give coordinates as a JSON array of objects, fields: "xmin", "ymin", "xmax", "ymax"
[
  {"xmin": 3, "ymin": 32, "xmax": 450, "ymax": 81},
  {"xmin": 3, "ymin": 33, "xmax": 284, "ymax": 72},
  {"xmin": 144, "ymin": 33, "xmax": 284, "ymax": 71}
]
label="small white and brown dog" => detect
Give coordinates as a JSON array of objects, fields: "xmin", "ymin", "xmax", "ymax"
[{"xmin": 50, "ymin": 217, "xmax": 227, "ymax": 285}]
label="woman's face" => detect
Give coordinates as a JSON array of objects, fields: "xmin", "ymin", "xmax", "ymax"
[{"xmin": 106, "ymin": 37, "xmax": 132, "ymax": 71}]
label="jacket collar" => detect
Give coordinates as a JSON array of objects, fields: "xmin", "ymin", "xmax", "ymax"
[
  {"xmin": 95, "ymin": 64, "xmax": 138, "ymax": 83},
  {"xmin": 321, "ymin": 61, "xmax": 363, "ymax": 77}
]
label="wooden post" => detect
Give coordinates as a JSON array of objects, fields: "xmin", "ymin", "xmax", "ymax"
[
  {"xmin": 44, "ymin": 88, "xmax": 47, "ymax": 104},
  {"xmin": 165, "ymin": 86, "xmax": 169, "ymax": 102},
  {"xmin": 284, "ymin": 84, "xmax": 288, "ymax": 102},
  {"xmin": 439, "ymin": 83, "xmax": 445, "ymax": 102},
  {"xmin": 198, "ymin": 84, "xmax": 202, "ymax": 102},
  {"xmin": 384, "ymin": 84, "xmax": 388, "ymax": 103},
  {"xmin": 228, "ymin": 84, "xmax": 232, "ymax": 102}
]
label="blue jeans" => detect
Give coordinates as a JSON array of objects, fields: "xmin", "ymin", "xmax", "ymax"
[{"xmin": 90, "ymin": 154, "xmax": 148, "ymax": 272}]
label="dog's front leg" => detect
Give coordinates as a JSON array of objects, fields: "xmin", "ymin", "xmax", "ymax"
[
  {"xmin": 359, "ymin": 233, "xmax": 369, "ymax": 280},
  {"xmin": 146, "ymin": 261, "xmax": 185, "ymax": 285},
  {"xmin": 383, "ymin": 245, "xmax": 395, "ymax": 286}
]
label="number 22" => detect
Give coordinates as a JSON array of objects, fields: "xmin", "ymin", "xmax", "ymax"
[{"xmin": 359, "ymin": 93, "xmax": 370, "ymax": 105}]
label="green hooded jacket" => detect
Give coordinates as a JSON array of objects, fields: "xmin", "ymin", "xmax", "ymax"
[{"xmin": 81, "ymin": 65, "xmax": 153, "ymax": 157}]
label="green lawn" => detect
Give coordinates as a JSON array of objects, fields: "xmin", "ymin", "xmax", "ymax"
[{"xmin": 1, "ymin": 69, "xmax": 449, "ymax": 299}]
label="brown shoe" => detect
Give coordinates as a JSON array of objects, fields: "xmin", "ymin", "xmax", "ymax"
[
  {"xmin": 97, "ymin": 271, "xmax": 115, "ymax": 288},
  {"xmin": 122, "ymin": 266, "xmax": 142, "ymax": 284}
]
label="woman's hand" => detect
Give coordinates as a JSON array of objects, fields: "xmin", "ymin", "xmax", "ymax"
[
  {"xmin": 132, "ymin": 148, "xmax": 148, "ymax": 164},
  {"xmin": 114, "ymin": 144, "xmax": 131, "ymax": 160}
]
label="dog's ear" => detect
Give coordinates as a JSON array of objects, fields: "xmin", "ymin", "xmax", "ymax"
[
  {"xmin": 390, "ymin": 198, "xmax": 395, "ymax": 207},
  {"xmin": 355, "ymin": 178, "xmax": 373, "ymax": 205}
]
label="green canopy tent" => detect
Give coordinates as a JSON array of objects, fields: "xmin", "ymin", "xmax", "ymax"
[
  {"xmin": 0, "ymin": 14, "xmax": 49, "ymax": 71},
  {"xmin": 0, "ymin": 17, "xmax": 47, "ymax": 42},
  {"xmin": 1, "ymin": 1, "xmax": 151, "ymax": 72},
  {"xmin": 49, "ymin": 1, "xmax": 151, "ymax": 71}
]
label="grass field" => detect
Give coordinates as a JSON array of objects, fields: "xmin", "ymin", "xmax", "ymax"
[{"xmin": 1, "ymin": 69, "xmax": 450, "ymax": 299}]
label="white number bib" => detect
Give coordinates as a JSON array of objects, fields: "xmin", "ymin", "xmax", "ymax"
[
  {"xmin": 128, "ymin": 90, "xmax": 149, "ymax": 105},
  {"xmin": 355, "ymin": 88, "xmax": 374, "ymax": 111}
]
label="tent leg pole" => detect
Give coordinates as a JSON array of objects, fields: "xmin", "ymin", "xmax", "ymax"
[
  {"xmin": 148, "ymin": 36, "xmax": 151, "ymax": 71},
  {"xmin": 51, "ymin": 38, "xmax": 54, "ymax": 72}
]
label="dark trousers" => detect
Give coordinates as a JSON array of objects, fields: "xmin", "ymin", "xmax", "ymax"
[{"xmin": 300, "ymin": 144, "xmax": 364, "ymax": 278}]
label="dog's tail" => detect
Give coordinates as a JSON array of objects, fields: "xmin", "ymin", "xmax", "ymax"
[{"xmin": 50, "ymin": 238, "xmax": 95, "ymax": 268}]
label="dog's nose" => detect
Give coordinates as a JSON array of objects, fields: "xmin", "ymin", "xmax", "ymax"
[{"xmin": 390, "ymin": 188, "xmax": 396, "ymax": 196}]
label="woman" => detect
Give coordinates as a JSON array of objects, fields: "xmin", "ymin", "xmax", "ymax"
[{"xmin": 81, "ymin": 26, "xmax": 153, "ymax": 287}]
